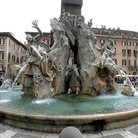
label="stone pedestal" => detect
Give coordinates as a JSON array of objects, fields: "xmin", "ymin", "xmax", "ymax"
[{"xmin": 61, "ymin": 0, "xmax": 83, "ymax": 15}]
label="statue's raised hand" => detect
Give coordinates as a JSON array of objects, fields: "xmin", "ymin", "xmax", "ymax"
[{"xmin": 32, "ymin": 20, "xmax": 38, "ymax": 29}]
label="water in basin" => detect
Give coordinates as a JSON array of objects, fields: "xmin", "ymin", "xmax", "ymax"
[{"xmin": 0, "ymin": 89, "xmax": 138, "ymax": 116}]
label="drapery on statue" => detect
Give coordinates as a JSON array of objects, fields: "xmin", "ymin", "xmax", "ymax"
[{"xmin": 11, "ymin": 13, "xmax": 135, "ymax": 98}]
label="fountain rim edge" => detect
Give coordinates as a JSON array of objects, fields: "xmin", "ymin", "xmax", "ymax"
[{"xmin": 0, "ymin": 108, "xmax": 137, "ymax": 121}]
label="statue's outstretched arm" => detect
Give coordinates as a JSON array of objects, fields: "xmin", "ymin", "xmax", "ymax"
[
  {"xmin": 95, "ymin": 44, "xmax": 105, "ymax": 51},
  {"xmin": 30, "ymin": 45, "xmax": 43, "ymax": 61},
  {"xmin": 32, "ymin": 20, "xmax": 43, "ymax": 41}
]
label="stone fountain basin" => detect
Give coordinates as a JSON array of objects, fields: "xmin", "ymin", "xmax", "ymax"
[
  {"xmin": 0, "ymin": 109, "xmax": 138, "ymax": 133},
  {"xmin": 0, "ymin": 90, "xmax": 138, "ymax": 132}
]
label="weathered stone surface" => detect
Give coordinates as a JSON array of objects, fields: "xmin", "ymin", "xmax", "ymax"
[
  {"xmin": 59, "ymin": 126, "xmax": 83, "ymax": 138},
  {"xmin": 61, "ymin": 0, "xmax": 82, "ymax": 15},
  {"xmin": 10, "ymin": 13, "xmax": 136, "ymax": 98},
  {"xmin": 121, "ymin": 90, "xmax": 134, "ymax": 96},
  {"xmin": 62, "ymin": 0, "xmax": 83, "ymax": 5}
]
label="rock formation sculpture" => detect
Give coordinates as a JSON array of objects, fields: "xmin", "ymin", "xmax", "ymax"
[{"xmin": 11, "ymin": 13, "xmax": 135, "ymax": 98}]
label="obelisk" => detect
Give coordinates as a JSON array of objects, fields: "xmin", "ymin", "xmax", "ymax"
[{"xmin": 61, "ymin": 0, "xmax": 83, "ymax": 15}]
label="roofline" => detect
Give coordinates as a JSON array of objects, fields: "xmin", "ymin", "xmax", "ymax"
[
  {"xmin": 25, "ymin": 32, "xmax": 50, "ymax": 36},
  {"xmin": 92, "ymin": 27, "xmax": 138, "ymax": 33},
  {"xmin": 0, "ymin": 32, "xmax": 26, "ymax": 50}
]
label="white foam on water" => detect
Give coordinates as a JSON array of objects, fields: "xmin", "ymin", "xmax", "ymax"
[
  {"xmin": 0, "ymin": 99, "xmax": 11, "ymax": 103},
  {"xmin": 133, "ymin": 91, "xmax": 138, "ymax": 96},
  {"xmin": 0, "ymin": 89, "xmax": 10, "ymax": 93},
  {"xmin": 32, "ymin": 98, "xmax": 55, "ymax": 105}
]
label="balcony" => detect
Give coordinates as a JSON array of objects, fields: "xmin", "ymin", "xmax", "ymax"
[
  {"xmin": 127, "ymin": 54, "xmax": 131, "ymax": 57},
  {"xmin": 128, "ymin": 65, "xmax": 138, "ymax": 70}
]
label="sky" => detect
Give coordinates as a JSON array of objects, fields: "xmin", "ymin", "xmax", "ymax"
[{"xmin": 1, "ymin": 0, "xmax": 138, "ymax": 43}]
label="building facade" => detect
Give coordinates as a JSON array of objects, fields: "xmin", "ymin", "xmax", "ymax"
[
  {"xmin": 60, "ymin": 0, "xmax": 138, "ymax": 75},
  {"xmin": 1, "ymin": 28, "xmax": 138, "ymax": 78},
  {"xmin": 0, "ymin": 32, "xmax": 27, "ymax": 78},
  {"xmin": 27, "ymin": 28, "xmax": 138, "ymax": 75},
  {"xmin": 92, "ymin": 27, "xmax": 138, "ymax": 75}
]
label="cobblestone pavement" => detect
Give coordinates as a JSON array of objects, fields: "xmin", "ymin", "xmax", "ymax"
[{"xmin": 0, "ymin": 123, "xmax": 138, "ymax": 138}]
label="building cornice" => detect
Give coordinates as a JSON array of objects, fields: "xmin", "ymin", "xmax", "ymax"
[
  {"xmin": 0, "ymin": 32, "xmax": 26, "ymax": 50},
  {"xmin": 25, "ymin": 32, "xmax": 50, "ymax": 36}
]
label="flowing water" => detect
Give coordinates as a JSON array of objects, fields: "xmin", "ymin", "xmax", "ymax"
[{"xmin": 12, "ymin": 64, "xmax": 28, "ymax": 87}]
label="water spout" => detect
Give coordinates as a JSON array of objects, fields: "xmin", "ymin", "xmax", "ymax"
[{"xmin": 12, "ymin": 64, "xmax": 28, "ymax": 87}]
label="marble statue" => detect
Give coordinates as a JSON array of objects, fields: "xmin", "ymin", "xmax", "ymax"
[
  {"xmin": 11, "ymin": 13, "xmax": 135, "ymax": 98},
  {"xmin": 66, "ymin": 64, "xmax": 81, "ymax": 95},
  {"xmin": 1, "ymin": 79, "xmax": 12, "ymax": 90}
]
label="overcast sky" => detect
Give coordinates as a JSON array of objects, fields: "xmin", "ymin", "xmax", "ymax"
[{"xmin": 1, "ymin": 0, "xmax": 138, "ymax": 43}]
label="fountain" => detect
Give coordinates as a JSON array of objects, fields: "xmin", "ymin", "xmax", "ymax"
[
  {"xmin": 0, "ymin": 0, "xmax": 138, "ymax": 133},
  {"xmin": 11, "ymin": 17, "xmax": 135, "ymax": 98}
]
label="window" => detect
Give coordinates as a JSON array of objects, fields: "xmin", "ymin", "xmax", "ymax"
[
  {"xmin": 0, "ymin": 52, "xmax": 4, "ymax": 59},
  {"xmin": 127, "ymin": 42, "xmax": 131, "ymax": 46},
  {"xmin": 127, "ymin": 49, "xmax": 131, "ymax": 55},
  {"xmin": 114, "ymin": 41, "xmax": 116, "ymax": 45},
  {"xmin": 122, "ymin": 41, "xmax": 126, "ymax": 46},
  {"xmin": 116, "ymin": 32, "xmax": 119, "ymax": 36},
  {"xmin": 134, "ymin": 60, "xmax": 137, "ymax": 67},
  {"xmin": 43, "ymin": 39, "xmax": 49, "ymax": 44},
  {"xmin": 134, "ymin": 49, "xmax": 137, "ymax": 57},
  {"xmin": 8, "ymin": 52, "xmax": 10, "ymax": 62},
  {"xmin": 17, "ymin": 57, "xmax": 19, "ymax": 63},
  {"xmin": 100, "ymin": 39, "xmax": 105, "ymax": 44},
  {"xmin": 128, "ymin": 59, "xmax": 131, "ymax": 66},
  {"xmin": 12, "ymin": 55, "xmax": 15, "ymax": 61},
  {"xmin": 121, "ymin": 33, "xmax": 124, "ymax": 37},
  {"xmin": 122, "ymin": 49, "xmax": 126, "ymax": 56},
  {"xmin": 9, "ymin": 39, "xmax": 10, "ymax": 45},
  {"xmin": 0, "ymin": 38, "xmax": 5, "ymax": 45},
  {"xmin": 0, "ymin": 64, "xmax": 3, "ymax": 71},
  {"xmin": 14, "ymin": 43, "xmax": 16, "ymax": 48},
  {"xmin": 122, "ymin": 59, "xmax": 126, "ymax": 66},
  {"xmin": 133, "ymin": 42, "xmax": 136, "ymax": 46},
  {"xmin": 122, "ymin": 49, "xmax": 126, "ymax": 53},
  {"xmin": 20, "ymin": 56, "xmax": 23, "ymax": 63},
  {"xmin": 122, "ymin": 41, "xmax": 125, "ymax": 46}
]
